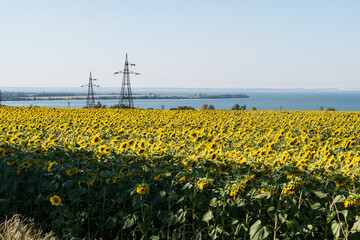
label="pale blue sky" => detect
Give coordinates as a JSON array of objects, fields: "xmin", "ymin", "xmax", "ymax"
[{"xmin": 1, "ymin": 0, "xmax": 360, "ymax": 89}]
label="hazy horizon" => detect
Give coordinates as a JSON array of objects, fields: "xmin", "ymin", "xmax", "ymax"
[{"xmin": 2, "ymin": 86, "xmax": 360, "ymax": 94}]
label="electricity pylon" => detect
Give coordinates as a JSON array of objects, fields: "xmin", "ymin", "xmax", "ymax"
[
  {"xmin": 0, "ymin": 90, "xmax": 2, "ymax": 106},
  {"xmin": 114, "ymin": 54, "xmax": 139, "ymax": 108},
  {"xmin": 81, "ymin": 71, "xmax": 99, "ymax": 108}
]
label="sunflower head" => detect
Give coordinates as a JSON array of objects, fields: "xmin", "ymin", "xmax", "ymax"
[
  {"xmin": 179, "ymin": 176, "xmax": 186, "ymax": 182},
  {"xmin": 137, "ymin": 148, "xmax": 146, "ymax": 155},
  {"xmin": 91, "ymin": 134, "xmax": 101, "ymax": 145},
  {"xmin": 120, "ymin": 142, "xmax": 128, "ymax": 150},
  {"xmin": 98, "ymin": 145, "xmax": 107, "ymax": 152},
  {"xmin": 230, "ymin": 184, "xmax": 245, "ymax": 200},
  {"xmin": 198, "ymin": 178, "xmax": 214, "ymax": 190},
  {"xmin": 66, "ymin": 168, "xmax": 78, "ymax": 176},
  {"xmin": 112, "ymin": 174, "xmax": 124, "ymax": 183},
  {"xmin": 47, "ymin": 161, "xmax": 58, "ymax": 172},
  {"xmin": 136, "ymin": 184, "xmax": 150, "ymax": 195},
  {"xmin": 50, "ymin": 195, "xmax": 61, "ymax": 206}
]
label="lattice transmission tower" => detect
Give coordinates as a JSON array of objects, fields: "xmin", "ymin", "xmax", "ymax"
[
  {"xmin": 81, "ymin": 71, "xmax": 99, "ymax": 108},
  {"xmin": 114, "ymin": 54, "xmax": 139, "ymax": 108},
  {"xmin": 0, "ymin": 90, "xmax": 2, "ymax": 106}
]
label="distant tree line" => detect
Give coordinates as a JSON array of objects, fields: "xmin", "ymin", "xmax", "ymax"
[
  {"xmin": 169, "ymin": 106, "xmax": 195, "ymax": 110},
  {"xmin": 1, "ymin": 92, "xmax": 249, "ymax": 101},
  {"xmin": 1, "ymin": 92, "xmax": 82, "ymax": 101},
  {"xmin": 89, "ymin": 102, "xmax": 259, "ymax": 110}
]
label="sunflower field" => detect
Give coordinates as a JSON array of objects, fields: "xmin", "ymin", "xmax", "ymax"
[{"xmin": 1, "ymin": 106, "xmax": 360, "ymax": 239}]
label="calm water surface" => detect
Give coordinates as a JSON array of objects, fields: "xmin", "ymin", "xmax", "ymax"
[{"xmin": 3, "ymin": 92, "xmax": 360, "ymax": 111}]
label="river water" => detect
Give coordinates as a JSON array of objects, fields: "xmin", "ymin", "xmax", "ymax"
[{"xmin": 3, "ymin": 92, "xmax": 360, "ymax": 111}]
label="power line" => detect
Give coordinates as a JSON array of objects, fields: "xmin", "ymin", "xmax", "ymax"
[{"xmin": 139, "ymin": 64, "xmax": 360, "ymax": 72}]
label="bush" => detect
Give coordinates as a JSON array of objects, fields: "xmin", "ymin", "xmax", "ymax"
[
  {"xmin": 231, "ymin": 104, "xmax": 246, "ymax": 110},
  {"xmin": 169, "ymin": 106, "xmax": 195, "ymax": 110},
  {"xmin": 93, "ymin": 101, "xmax": 107, "ymax": 108},
  {"xmin": 109, "ymin": 104, "xmax": 132, "ymax": 109},
  {"xmin": 201, "ymin": 104, "xmax": 208, "ymax": 110}
]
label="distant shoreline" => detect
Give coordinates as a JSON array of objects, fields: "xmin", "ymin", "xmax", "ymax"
[{"xmin": 1, "ymin": 93, "xmax": 249, "ymax": 101}]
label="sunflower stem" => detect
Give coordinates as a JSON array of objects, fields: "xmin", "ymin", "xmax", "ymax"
[
  {"xmin": 167, "ymin": 199, "xmax": 170, "ymax": 240},
  {"xmin": 101, "ymin": 190, "xmax": 106, "ymax": 239},
  {"xmin": 244, "ymin": 213, "xmax": 248, "ymax": 240},
  {"xmin": 87, "ymin": 185, "xmax": 91, "ymax": 239},
  {"xmin": 332, "ymin": 195, "xmax": 348, "ymax": 240}
]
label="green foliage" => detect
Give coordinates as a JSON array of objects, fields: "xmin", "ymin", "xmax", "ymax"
[
  {"xmin": 2, "ymin": 144, "xmax": 360, "ymax": 239},
  {"xmin": 232, "ymin": 104, "xmax": 246, "ymax": 110},
  {"xmin": 93, "ymin": 101, "xmax": 107, "ymax": 108},
  {"xmin": 110, "ymin": 103, "xmax": 132, "ymax": 109},
  {"xmin": 84, "ymin": 101, "xmax": 107, "ymax": 108},
  {"xmin": 208, "ymin": 104, "xmax": 215, "ymax": 110},
  {"xmin": 249, "ymin": 220, "xmax": 269, "ymax": 240},
  {"xmin": 169, "ymin": 106, "xmax": 195, "ymax": 110}
]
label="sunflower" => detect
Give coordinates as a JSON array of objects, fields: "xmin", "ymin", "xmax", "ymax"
[
  {"xmin": 120, "ymin": 142, "xmax": 128, "ymax": 150},
  {"xmin": 28, "ymin": 139, "xmax": 36, "ymax": 145},
  {"xmin": 77, "ymin": 139, "xmax": 86, "ymax": 145},
  {"xmin": 50, "ymin": 195, "xmax": 61, "ymax": 206},
  {"xmin": 91, "ymin": 134, "xmax": 101, "ymax": 145},
  {"xmin": 137, "ymin": 148, "xmax": 145, "ymax": 155},
  {"xmin": 7, "ymin": 160, "xmax": 18, "ymax": 166},
  {"xmin": 66, "ymin": 168, "xmax": 78, "ymax": 176},
  {"xmin": 177, "ymin": 145, "xmax": 185, "ymax": 151},
  {"xmin": 88, "ymin": 178, "xmax": 102, "ymax": 186},
  {"xmin": 120, "ymin": 166, "xmax": 130, "ymax": 173},
  {"xmin": 33, "ymin": 149, "xmax": 42, "ymax": 154},
  {"xmin": 198, "ymin": 178, "xmax": 214, "ymax": 190},
  {"xmin": 139, "ymin": 140, "xmax": 146, "ymax": 148},
  {"xmin": 47, "ymin": 161, "xmax": 58, "ymax": 172},
  {"xmin": 112, "ymin": 174, "xmax": 124, "ymax": 183},
  {"xmin": 78, "ymin": 145, "xmax": 86, "ymax": 151},
  {"xmin": 283, "ymin": 185, "xmax": 296, "ymax": 195},
  {"xmin": 6, "ymin": 130, "xmax": 15, "ymax": 136},
  {"xmin": 17, "ymin": 166, "xmax": 27, "ymax": 174},
  {"xmin": 98, "ymin": 145, "xmax": 107, "ymax": 152},
  {"xmin": 104, "ymin": 147, "xmax": 111, "ymax": 154},
  {"xmin": 230, "ymin": 185, "xmax": 245, "ymax": 200},
  {"xmin": 179, "ymin": 176, "xmax": 186, "ymax": 182},
  {"xmin": 154, "ymin": 173, "xmax": 166, "ymax": 181},
  {"xmin": 344, "ymin": 198, "xmax": 360, "ymax": 208},
  {"xmin": 136, "ymin": 184, "xmax": 150, "ymax": 195},
  {"xmin": 260, "ymin": 187, "xmax": 278, "ymax": 195},
  {"xmin": 10, "ymin": 137, "xmax": 19, "ymax": 143}
]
